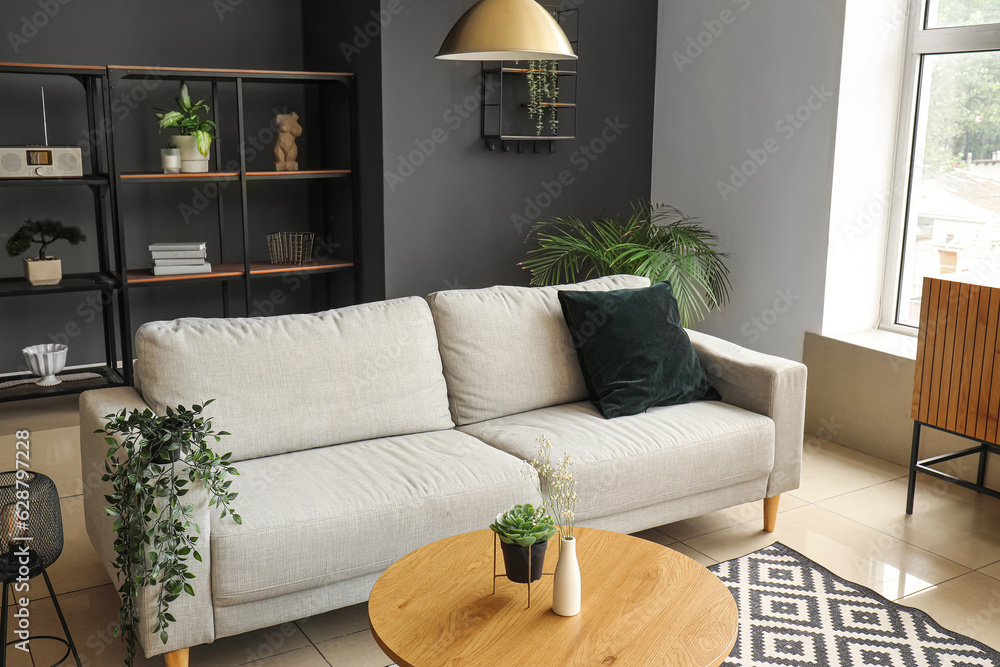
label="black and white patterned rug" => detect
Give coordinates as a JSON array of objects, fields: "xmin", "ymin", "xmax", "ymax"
[
  {"xmin": 384, "ymin": 542, "xmax": 1000, "ymax": 666},
  {"xmin": 711, "ymin": 542, "xmax": 1000, "ymax": 666}
]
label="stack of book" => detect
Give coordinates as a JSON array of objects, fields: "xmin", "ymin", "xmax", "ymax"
[{"xmin": 149, "ymin": 242, "xmax": 211, "ymax": 276}]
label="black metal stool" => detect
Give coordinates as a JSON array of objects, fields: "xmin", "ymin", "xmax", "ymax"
[{"xmin": 0, "ymin": 471, "xmax": 81, "ymax": 667}]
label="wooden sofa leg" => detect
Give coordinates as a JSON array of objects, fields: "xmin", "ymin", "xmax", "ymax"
[
  {"xmin": 164, "ymin": 648, "xmax": 189, "ymax": 667},
  {"xmin": 763, "ymin": 495, "xmax": 780, "ymax": 533}
]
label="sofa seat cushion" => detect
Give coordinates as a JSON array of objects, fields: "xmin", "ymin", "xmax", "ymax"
[
  {"xmin": 459, "ymin": 401, "xmax": 775, "ymax": 522},
  {"xmin": 427, "ymin": 275, "xmax": 651, "ymax": 426},
  {"xmin": 210, "ymin": 430, "xmax": 537, "ymax": 607}
]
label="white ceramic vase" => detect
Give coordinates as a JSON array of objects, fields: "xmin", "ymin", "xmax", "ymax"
[
  {"xmin": 22, "ymin": 344, "xmax": 68, "ymax": 386},
  {"xmin": 552, "ymin": 535, "xmax": 581, "ymax": 616}
]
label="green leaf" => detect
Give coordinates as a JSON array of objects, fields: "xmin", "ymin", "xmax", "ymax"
[
  {"xmin": 157, "ymin": 111, "xmax": 184, "ymax": 130},
  {"xmin": 195, "ymin": 130, "xmax": 211, "ymax": 157},
  {"xmin": 178, "ymin": 82, "xmax": 191, "ymax": 110}
]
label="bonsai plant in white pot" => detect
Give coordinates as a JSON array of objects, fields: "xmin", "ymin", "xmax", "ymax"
[
  {"xmin": 154, "ymin": 81, "xmax": 217, "ymax": 173},
  {"xmin": 5, "ymin": 218, "xmax": 86, "ymax": 286}
]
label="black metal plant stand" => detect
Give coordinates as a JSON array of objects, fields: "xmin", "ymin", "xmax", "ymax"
[{"xmin": 0, "ymin": 472, "xmax": 81, "ymax": 667}]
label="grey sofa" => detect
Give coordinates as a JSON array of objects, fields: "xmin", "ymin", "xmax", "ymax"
[{"xmin": 80, "ymin": 275, "xmax": 806, "ymax": 662}]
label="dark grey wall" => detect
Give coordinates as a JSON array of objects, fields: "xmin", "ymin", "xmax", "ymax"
[
  {"xmin": 302, "ymin": 0, "xmax": 386, "ymax": 303},
  {"xmin": 379, "ymin": 0, "xmax": 658, "ymax": 297},
  {"xmin": 0, "ymin": 1, "xmax": 308, "ymax": 373}
]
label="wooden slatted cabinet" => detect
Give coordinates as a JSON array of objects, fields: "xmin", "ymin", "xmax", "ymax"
[{"xmin": 908, "ymin": 276, "xmax": 1000, "ymax": 513}]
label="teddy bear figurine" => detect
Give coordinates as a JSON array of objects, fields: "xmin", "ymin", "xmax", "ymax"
[{"xmin": 274, "ymin": 112, "xmax": 303, "ymax": 171}]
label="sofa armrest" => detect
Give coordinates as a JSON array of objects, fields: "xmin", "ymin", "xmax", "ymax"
[
  {"xmin": 80, "ymin": 387, "xmax": 216, "ymax": 658},
  {"xmin": 687, "ymin": 330, "xmax": 807, "ymax": 497}
]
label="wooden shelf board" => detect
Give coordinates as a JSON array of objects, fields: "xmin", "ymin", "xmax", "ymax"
[
  {"xmin": 109, "ymin": 65, "xmax": 352, "ymax": 81},
  {"xmin": 120, "ymin": 170, "xmax": 350, "ymax": 183},
  {"xmin": 0, "ymin": 174, "xmax": 109, "ymax": 187},
  {"xmin": 520, "ymin": 102, "xmax": 577, "ymax": 108},
  {"xmin": 249, "ymin": 260, "xmax": 354, "ymax": 276},
  {"xmin": 120, "ymin": 171, "xmax": 240, "ymax": 183},
  {"xmin": 0, "ymin": 272, "xmax": 118, "ymax": 298},
  {"xmin": 0, "ymin": 366, "xmax": 124, "ymax": 404},
  {"xmin": 496, "ymin": 135, "xmax": 576, "ymax": 141},
  {"xmin": 127, "ymin": 260, "xmax": 353, "ymax": 285},
  {"xmin": 0, "ymin": 62, "xmax": 104, "ymax": 71},
  {"xmin": 485, "ymin": 67, "xmax": 578, "ymax": 75},
  {"xmin": 127, "ymin": 265, "xmax": 245, "ymax": 284},
  {"xmin": 246, "ymin": 169, "xmax": 351, "ymax": 180}
]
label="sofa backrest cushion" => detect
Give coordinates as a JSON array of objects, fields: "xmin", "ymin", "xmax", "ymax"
[
  {"xmin": 426, "ymin": 275, "xmax": 651, "ymax": 426},
  {"xmin": 136, "ymin": 297, "xmax": 455, "ymax": 461}
]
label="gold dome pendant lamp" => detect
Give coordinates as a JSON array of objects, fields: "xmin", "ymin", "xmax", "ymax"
[{"xmin": 435, "ymin": 0, "xmax": 578, "ymax": 61}]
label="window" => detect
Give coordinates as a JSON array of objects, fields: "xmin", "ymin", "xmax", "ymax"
[{"xmin": 885, "ymin": 2, "xmax": 1000, "ymax": 329}]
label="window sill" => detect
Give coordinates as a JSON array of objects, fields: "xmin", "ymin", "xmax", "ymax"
[{"xmin": 821, "ymin": 329, "xmax": 917, "ymax": 361}]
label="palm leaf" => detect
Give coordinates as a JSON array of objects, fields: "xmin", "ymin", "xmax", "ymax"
[{"xmin": 521, "ymin": 202, "xmax": 731, "ymax": 327}]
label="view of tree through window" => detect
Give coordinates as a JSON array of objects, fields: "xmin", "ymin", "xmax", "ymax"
[
  {"xmin": 926, "ymin": 0, "xmax": 1000, "ymax": 28},
  {"xmin": 896, "ymin": 49, "xmax": 1000, "ymax": 326}
]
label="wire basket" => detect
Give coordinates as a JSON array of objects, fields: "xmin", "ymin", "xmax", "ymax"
[{"xmin": 267, "ymin": 232, "xmax": 314, "ymax": 265}]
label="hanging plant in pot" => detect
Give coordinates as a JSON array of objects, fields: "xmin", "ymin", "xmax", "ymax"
[
  {"xmin": 154, "ymin": 81, "xmax": 217, "ymax": 173},
  {"xmin": 98, "ymin": 400, "xmax": 241, "ymax": 667},
  {"xmin": 5, "ymin": 218, "xmax": 85, "ymax": 286},
  {"xmin": 489, "ymin": 503, "xmax": 556, "ymax": 583}
]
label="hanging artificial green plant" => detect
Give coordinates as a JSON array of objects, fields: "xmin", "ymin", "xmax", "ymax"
[
  {"xmin": 526, "ymin": 60, "xmax": 560, "ymax": 136},
  {"xmin": 99, "ymin": 400, "xmax": 241, "ymax": 667}
]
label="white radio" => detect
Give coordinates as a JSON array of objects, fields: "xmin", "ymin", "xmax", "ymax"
[{"xmin": 0, "ymin": 146, "xmax": 83, "ymax": 179}]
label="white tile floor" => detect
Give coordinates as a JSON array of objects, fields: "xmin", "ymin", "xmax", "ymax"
[{"xmin": 2, "ymin": 405, "xmax": 999, "ymax": 665}]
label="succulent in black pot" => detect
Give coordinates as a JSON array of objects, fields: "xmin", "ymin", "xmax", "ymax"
[{"xmin": 489, "ymin": 503, "xmax": 557, "ymax": 583}]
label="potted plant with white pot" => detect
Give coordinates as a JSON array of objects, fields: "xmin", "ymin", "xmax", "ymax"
[
  {"xmin": 154, "ymin": 81, "xmax": 217, "ymax": 173},
  {"xmin": 5, "ymin": 218, "xmax": 86, "ymax": 286}
]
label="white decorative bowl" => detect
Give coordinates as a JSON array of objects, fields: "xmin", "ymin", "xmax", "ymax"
[{"xmin": 22, "ymin": 344, "xmax": 68, "ymax": 386}]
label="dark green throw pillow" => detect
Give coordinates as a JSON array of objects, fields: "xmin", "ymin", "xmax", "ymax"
[{"xmin": 557, "ymin": 282, "xmax": 720, "ymax": 419}]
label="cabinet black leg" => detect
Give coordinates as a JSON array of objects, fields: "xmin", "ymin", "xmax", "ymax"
[
  {"xmin": 906, "ymin": 421, "xmax": 921, "ymax": 515},
  {"xmin": 977, "ymin": 443, "xmax": 989, "ymax": 489}
]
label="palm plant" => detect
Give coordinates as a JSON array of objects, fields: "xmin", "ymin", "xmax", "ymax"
[{"xmin": 521, "ymin": 202, "xmax": 731, "ymax": 327}]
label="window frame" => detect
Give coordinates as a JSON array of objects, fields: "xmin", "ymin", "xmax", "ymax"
[{"xmin": 880, "ymin": 3, "xmax": 1000, "ymax": 335}]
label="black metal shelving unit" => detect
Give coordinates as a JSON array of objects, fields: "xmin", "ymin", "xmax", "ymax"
[
  {"xmin": 0, "ymin": 62, "xmax": 128, "ymax": 403},
  {"xmin": 105, "ymin": 65, "xmax": 362, "ymax": 386},
  {"xmin": 480, "ymin": 7, "xmax": 580, "ymax": 153},
  {"xmin": 0, "ymin": 63, "xmax": 363, "ymax": 401}
]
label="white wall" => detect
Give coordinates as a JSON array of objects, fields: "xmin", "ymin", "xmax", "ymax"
[
  {"xmin": 652, "ymin": 0, "xmax": 847, "ymax": 361},
  {"xmin": 823, "ymin": 0, "xmax": 909, "ymax": 336}
]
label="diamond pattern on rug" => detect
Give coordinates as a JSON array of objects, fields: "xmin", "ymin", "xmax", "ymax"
[{"xmin": 711, "ymin": 543, "xmax": 1000, "ymax": 667}]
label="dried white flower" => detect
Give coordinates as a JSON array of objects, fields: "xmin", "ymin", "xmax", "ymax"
[{"xmin": 525, "ymin": 435, "xmax": 577, "ymax": 540}]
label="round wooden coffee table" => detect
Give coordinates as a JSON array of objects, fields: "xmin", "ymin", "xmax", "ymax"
[{"xmin": 369, "ymin": 527, "xmax": 738, "ymax": 666}]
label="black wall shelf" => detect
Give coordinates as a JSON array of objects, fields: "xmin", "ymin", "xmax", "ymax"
[{"xmin": 480, "ymin": 7, "xmax": 580, "ymax": 153}]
